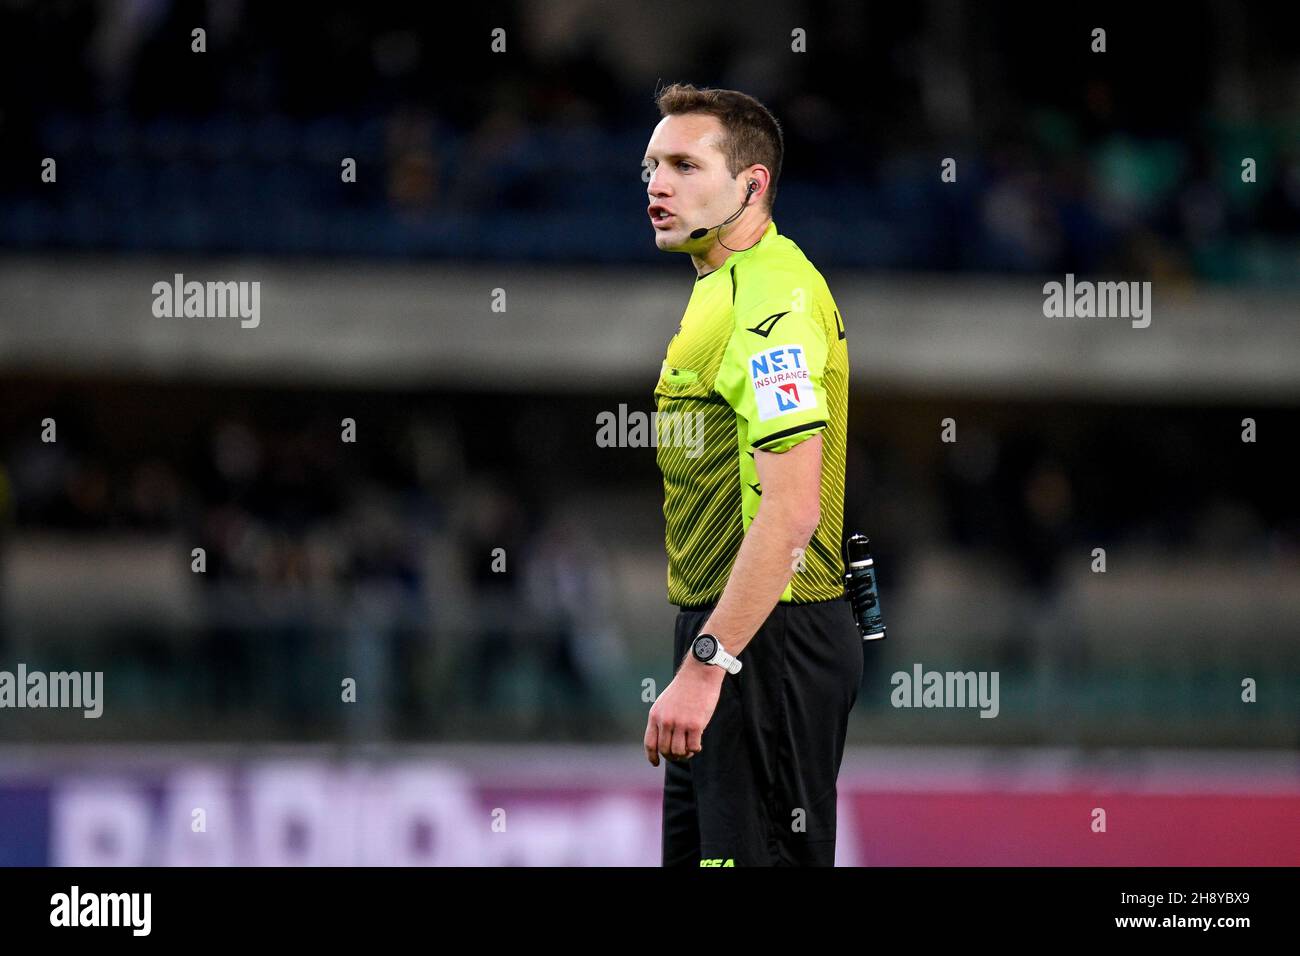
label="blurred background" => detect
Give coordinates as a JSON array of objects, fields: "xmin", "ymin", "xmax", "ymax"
[{"xmin": 0, "ymin": 0, "xmax": 1298, "ymax": 865}]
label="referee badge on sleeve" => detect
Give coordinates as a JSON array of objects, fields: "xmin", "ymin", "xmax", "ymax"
[{"xmin": 748, "ymin": 344, "xmax": 816, "ymax": 421}]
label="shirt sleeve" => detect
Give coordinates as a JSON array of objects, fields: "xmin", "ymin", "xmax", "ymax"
[{"xmin": 714, "ymin": 287, "xmax": 830, "ymax": 454}]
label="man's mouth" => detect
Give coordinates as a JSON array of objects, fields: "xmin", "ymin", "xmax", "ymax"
[{"xmin": 649, "ymin": 205, "xmax": 676, "ymax": 229}]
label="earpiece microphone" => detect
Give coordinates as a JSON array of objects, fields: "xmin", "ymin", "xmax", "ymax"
[{"xmin": 689, "ymin": 180, "xmax": 758, "ymax": 240}]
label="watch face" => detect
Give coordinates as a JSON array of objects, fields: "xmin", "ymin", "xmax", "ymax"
[{"xmin": 692, "ymin": 635, "xmax": 717, "ymax": 662}]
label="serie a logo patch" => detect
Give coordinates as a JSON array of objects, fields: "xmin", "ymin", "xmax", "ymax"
[{"xmin": 748, "ymin": 345, "xmax": 815, "ymax": 421}]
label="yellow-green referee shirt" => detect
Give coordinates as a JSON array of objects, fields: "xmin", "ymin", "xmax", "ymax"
[{"xmin": 654, "ymin": 220, "xmax": 849, "ymax": 608}]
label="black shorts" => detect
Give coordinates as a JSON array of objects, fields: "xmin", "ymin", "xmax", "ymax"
[{"xmin": 661, "ymin": 597, "xmax": 864, "ymax": 867}]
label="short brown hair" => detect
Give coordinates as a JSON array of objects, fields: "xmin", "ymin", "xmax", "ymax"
[{"xmin": 655, "ymin": 82, "xmax": 784, "ymax": 213}]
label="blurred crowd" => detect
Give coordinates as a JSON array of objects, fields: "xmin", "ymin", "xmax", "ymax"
[
  {"xmin": 1, "ymin": 383, "xmax": 1295, "ymax": 741},
  {"xmin": 0, "ymin": 388, "xmax": 629, "ymax": 739},
  {"xmin": 0, "ymin": 2, "xmax": 1297, "ymax": 277}
]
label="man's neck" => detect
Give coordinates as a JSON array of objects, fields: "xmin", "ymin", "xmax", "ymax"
[{"xmin": 692, "ymin": 214, "xmax": 771, "ymax": 277}]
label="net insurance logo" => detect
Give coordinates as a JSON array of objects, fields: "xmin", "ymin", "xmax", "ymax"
[{"xmin": 749, "ymin": 345, "xmax": 814, "ymax": 420}]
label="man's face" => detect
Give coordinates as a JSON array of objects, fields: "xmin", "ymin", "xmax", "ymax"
[{"xmin": 643, "ymin": 113, "xmax": 741, "ymax": 252}]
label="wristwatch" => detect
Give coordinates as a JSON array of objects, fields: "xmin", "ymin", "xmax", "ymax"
[{"xmin": 690, "ymin": 633, "xmax": 742, "ymax": 675}]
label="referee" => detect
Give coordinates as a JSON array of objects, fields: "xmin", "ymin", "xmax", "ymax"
[{"xmin": 641, "ymin": 83, "xmax": 862, "ymax": 867}]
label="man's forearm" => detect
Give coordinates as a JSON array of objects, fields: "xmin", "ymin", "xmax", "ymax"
[{"xmin": 695, "ymin": 506, "xmax": 817, "ymax": 659}]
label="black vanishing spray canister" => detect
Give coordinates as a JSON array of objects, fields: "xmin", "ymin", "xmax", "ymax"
[{"xmin": 843, "ymin": 533, "xmax": 886, "ymax": 641}]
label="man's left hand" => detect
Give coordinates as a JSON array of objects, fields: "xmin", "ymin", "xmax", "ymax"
[{"xmin": 644, "ymin": 659, "xmax": 726, "ymax": 766}]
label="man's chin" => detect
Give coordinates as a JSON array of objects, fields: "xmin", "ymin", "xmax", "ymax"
[{"xmin": 654, "ymin": 229, "xmax": 695, "ymax": 253}]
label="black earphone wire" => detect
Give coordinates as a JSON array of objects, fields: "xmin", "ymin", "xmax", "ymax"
[{"xmin": 715, "ymin": 181, "xmax": 760, "ymax": 253}]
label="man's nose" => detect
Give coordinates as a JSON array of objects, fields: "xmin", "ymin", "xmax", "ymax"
[{"xmin": 647, "ymin": 169, "xmax": 671, "ymax": 197}]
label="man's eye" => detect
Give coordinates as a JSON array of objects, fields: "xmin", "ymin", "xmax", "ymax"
[{"xmin": 677, "ymin": 161, "xmax": 694, "ymax": 171}]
